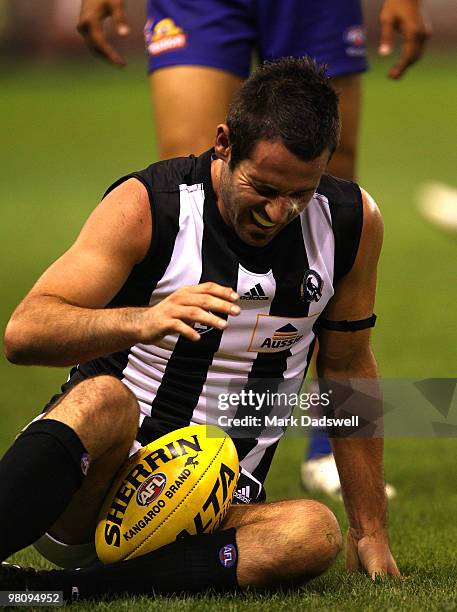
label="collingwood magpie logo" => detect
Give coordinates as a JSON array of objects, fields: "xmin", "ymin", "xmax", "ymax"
[
  {"xmin": 194, "ymin": 311, "xmax": 214, "ymax": 335},
  {"xmin": 194, "ymin": 321, "xmax": 213, "ymax": 335},
  {"xmin": 301, "ymin": 269, "xmax": 323, "ymax": 303},
  {"xmin": 240, "ymin": 283, "xmax": 268, "ymax": 301},
  {"xmin": 260, "ymin": 323, "xmax": 303, "ymax": 349}
]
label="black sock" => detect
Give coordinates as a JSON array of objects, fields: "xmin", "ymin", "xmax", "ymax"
[
  {"xmin": 44, "ymin": 529, "xmax": 239, "ymax": 602},
  {"xmin": 0, "ymin": 419, "xmax": 88, "ymax": 561}
]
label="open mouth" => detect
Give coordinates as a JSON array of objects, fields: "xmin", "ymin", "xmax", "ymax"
[{"xmin": 251, "ymin": 210, "xmax": 276, "ymax": 229}]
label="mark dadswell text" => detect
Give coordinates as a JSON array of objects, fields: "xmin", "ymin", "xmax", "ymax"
[{"xmin": 218, "ymin": 415, "xmax": 360, "ymax": 428}]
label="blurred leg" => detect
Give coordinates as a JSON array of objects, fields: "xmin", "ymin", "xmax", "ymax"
[
  {"xmin": 149, "ymin": 66, "xmax": 243, "ymax": 159},
  {"xmin": 327, "ymin": 73, "xmax": 363, "ymax": 181}
]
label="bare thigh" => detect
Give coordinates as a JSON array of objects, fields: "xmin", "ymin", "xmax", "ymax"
[{"xmin": 149, "ymin": 66, "xmax": 243, "ymax": 159}]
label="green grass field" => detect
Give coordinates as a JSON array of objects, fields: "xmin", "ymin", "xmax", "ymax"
[{"xmin": 1, "ymin": 52, "xmax": 456, "ymax": 610}]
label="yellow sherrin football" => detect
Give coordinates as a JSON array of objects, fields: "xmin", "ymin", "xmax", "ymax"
[{"xmin": 95, "ymin": 424, "xmax": 239, "ymax": 564}]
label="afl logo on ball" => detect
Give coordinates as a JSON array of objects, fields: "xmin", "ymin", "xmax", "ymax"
[
  {"xmin": 136, "ymin": 473, "xmax": 167, "ymax": 507},
  {"xmin": 301, "ymin": 269, "xmax": 323, "ymax": 303}
]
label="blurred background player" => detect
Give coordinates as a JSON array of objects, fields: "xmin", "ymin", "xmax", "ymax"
[
  {"xmin": 75, "ymin": 0, "xmax": 430, "ymax": 499},
  {"xmin": 417, "ymin": 181, "xmax": 457, "ymax": 234}
]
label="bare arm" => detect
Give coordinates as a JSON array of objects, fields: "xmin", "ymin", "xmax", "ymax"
[
  {"xmin": 77, "ymin": 0, "xmax": 130, "ymax": 66},
  {"xmin": 378, "ymin": 0, "xmax": 430, "ymax": 79},
  {"xmin": 316, "ymin": 189, "xmax": 399, "ymax": 578},
  {"xmin": 4, "ymin": 179, "xmax": 239, "ymax": 367}
]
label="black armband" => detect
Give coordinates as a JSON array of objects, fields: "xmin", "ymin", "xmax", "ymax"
[{"xmin": 317, "ymin": 314, "xmax": 377, "ymax": 332}]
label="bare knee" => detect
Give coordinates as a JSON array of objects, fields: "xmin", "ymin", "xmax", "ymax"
[
  {"xmin": 293, "ymin": 499, "xmax": 342, "ymax": 577},
  {"xmin": 65, "ymin": 375, "xmax": 139, "ymax": 426},
  {"xmin": 45, "ymin": 375, "xmax": 139, "ymax": 456},
  {"xmin": 72, "ymin": 375, "xmax": 139, "ymax": 440},
  {"xmin": 236, "ymin": 499, "xmax": 341, "ymax": 588},
  {"xmin": 271, "ymin": 499, "xmax": 341, "ymax": 581}
]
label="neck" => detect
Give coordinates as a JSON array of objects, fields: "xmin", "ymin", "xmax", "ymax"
[{"xmin": 211, "ymin": 158, "xmax": 231, "ymax": 227}]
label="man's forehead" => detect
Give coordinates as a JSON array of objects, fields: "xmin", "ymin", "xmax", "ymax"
[{"xmin": 244, "ymin": 140, "xmax": 328, "ymax": 189}]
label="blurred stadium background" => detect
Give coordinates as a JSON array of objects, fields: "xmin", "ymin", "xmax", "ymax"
[{"xmin": 0, "ymin": 0, "xmax": 456, "ymax": 609}]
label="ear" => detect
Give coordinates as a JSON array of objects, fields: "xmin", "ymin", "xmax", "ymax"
[{"xmin": 214, "ymin": 124, "xmax": 231, "ymax": 163}]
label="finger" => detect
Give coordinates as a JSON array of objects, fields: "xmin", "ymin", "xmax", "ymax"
[
  {"xmin": 378, "ymin": 17, "xmax": 395, "ymax": 56},
  {"xmin": 185, "ymin": 294, "xmax": 241, "ymax": 317},
  {"xmin": 180, "ymin": 307, "xmax": 229, "ymax": 331},
  {"xmin": 389, "ymin": 32, "xmax": 426, "ymax": 79},
  {"xmin": 387, "ymin": 552, "xmax": 401, "ymax": 577},
  {"xmin": 345, "ymin": 532, "xmax": 362, "ymax": 573},
  {"xmin": 172, "ymin": 319, "xmax": 201, "ymax": 342},
  {"xmin": 358, "ymin": 540, "xmax": 387, "ymax": 579},
  {"xmin": 78, "ymin": 22, "xmax": 126, "ymax": 65},
  {"xmin": 188, "ymin": 283, "xmax": 239, "ymax": 302},
  {"xmin": 111, "ymin": 0, "xmax": 130, "ymax": 36}
]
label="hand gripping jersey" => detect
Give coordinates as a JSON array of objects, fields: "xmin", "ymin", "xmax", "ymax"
[{"xmin": 47, "ymin": 149, "xmax": 362, "ymax": 486}]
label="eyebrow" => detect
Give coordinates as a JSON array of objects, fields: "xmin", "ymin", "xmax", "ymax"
[{"xmin": 252, "ymin": 180, "xmax": 316, "ymax": 196}]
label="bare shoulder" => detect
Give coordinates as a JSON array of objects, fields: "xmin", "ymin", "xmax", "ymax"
[
  {"xmin": 350, "ymin": 187, "xmax": 384, "ymax": 276},
  {"xmin": 94, "ymin": 178, "xmax": 151, "ymax": 239},
  {"xmin": 76, "ymin": 177, "xmax": 152, "ymax": 266},
  {"xmin": 102, "ymin": 177, "xmax": 150, "ymax": 211},
  {"xmin": 359, "ymin": 188, "xmax": 383, "ymax": 251}
]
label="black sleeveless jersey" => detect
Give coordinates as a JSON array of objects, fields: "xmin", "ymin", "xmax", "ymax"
[{"xmin": 54, "ymin": 149, "xmax": 363, "ymax": 485}]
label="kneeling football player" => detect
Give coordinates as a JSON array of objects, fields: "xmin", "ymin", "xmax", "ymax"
[{"xmin": 1, "ymin": 57, "xmax": 398, "ymax": 601}]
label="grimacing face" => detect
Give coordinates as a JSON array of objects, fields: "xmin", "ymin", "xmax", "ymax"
[{"xmin": 214, "ymin": 140, "xmax": 331, "ymax": 247}]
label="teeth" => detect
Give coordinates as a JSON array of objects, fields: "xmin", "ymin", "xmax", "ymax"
[{"xmin": 251, "ymin": 210, "xmax": 276, "ymax": 228}]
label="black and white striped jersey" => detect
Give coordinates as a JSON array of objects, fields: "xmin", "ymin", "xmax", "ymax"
[{"xmin": 55, "ymin": 149, "xmax": 363, "ymax": 485}]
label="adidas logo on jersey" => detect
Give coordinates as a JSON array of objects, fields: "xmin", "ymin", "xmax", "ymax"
[
  {"xmin": 233, "ymin": 485, "xmax": 251, "ymax": 504},
  {"xmin": 260, "ymin": 323, "xmax": 303, "ymax": 349},
  {"xmin": 240, "ymin": 283, "xmax": 268, "ymax": 301}
]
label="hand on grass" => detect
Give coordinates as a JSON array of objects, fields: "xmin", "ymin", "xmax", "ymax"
[{"xmin": 346, "ymin": 528, "xmax": 400, "ymax": 580}]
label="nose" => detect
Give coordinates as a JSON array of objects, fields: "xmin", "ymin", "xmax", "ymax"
[{"xmin": 264, "ymin": 196, "xmax": 293, "ymax": 224}]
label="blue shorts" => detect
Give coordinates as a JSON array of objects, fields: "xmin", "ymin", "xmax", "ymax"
[{"xmin": 145, "ymin": 0, "xmax": 367, "ymax": 78}]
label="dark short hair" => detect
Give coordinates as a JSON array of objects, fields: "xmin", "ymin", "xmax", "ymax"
[{"xmin": 226, "ymin": 56, "xmax": 340, "ymax": 169}]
